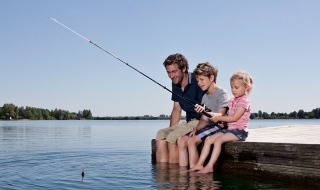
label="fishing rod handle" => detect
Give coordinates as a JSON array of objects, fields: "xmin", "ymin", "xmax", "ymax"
[{"xmin": 202, "ymin": 111, "xmax": 212, "ymax": 118}]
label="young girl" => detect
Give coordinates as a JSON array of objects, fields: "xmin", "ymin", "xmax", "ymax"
[
  {"xmin": 177, "ymin": 62, "xmax": 229, "ymax": 167},
  {"xmin": 190, "ymin": 71, "xmax": 253, "ymax": 173}
]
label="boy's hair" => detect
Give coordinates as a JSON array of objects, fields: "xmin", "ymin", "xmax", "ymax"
[
  {"xmin": 163, "ymin": 53, "xmax": 188, "ymax": 73},
  {"xmin": 192, "ymin": 62, "xmax": 218, "ymax": 83},
  {"xmin": 230, "ymin": 71, "xmax": 254, "ymax": 95}
]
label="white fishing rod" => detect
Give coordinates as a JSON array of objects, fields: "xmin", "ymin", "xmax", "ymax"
[{"xmin": 48, "ymin": 16, "xmax": 212, "ymax": 118}]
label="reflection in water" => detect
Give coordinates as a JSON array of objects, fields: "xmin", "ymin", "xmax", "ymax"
[{"xmin": 154, "ymin": 163, "xmax": 221, "ymax": 189}]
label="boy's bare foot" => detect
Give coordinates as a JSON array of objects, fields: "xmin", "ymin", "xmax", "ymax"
[
  {"xmin": 189, "ymin": 165, "xmax": 203, "ymax": 172},
  {"xmin": 196, "ymin": 166, "xmax": 214, "ymax": 174}
]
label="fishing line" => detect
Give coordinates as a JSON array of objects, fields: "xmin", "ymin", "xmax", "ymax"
[{"xmin": 48, "ymin": 16, "xmax": 212, "ymax": 118}]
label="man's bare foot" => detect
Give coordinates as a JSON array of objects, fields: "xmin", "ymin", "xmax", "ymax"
[
  {"xmin": 189, "ymin": 165, "xmax": 203, "ymax": 172},
  {"xmin": 196, "ymin": 166, "xmax": 214, "ymax": 174}
]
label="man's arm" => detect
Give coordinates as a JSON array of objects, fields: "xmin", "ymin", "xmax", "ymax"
[{"xmin": 169, "ymin": 101, "xmax": 182, "ymax": 127}]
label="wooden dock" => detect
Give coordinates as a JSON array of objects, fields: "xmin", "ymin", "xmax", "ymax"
[{"xmin": 151, "ymin": 125, "xmax": 320, "ymax": 188}]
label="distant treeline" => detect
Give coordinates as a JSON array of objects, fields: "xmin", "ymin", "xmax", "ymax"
[
  {"xmin": 0, "ymin": 103, "xmax": 92, "ymax": 120},
  {"xmin": 94, "ymin": 116, "xmax": 171, "ymax": 120},
  {"xmin": 1, "ymin": 103, "xmax": 319, "ymax": 120},
  {"xmin": 250, "ymin": 108, "xmax": 320, "ymax": 119}
]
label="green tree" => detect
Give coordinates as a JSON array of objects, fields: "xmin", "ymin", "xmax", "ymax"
[
  {"xmin": 306, "ymin": 112, "xmax": 315, "ymax": 119},
  {"xmin": 297, "ymin": 109, "xmax": 305, "ymax": 119},
  {"xmin": 86, "ymin": 110, "xmax": 92, "ymax": 119},
  {"xmin": 262, "ymin": 112, "xmax": 270, "ymax": 119},
  {"xmin": 312, "ymin": 108, "xmax": 319, "ymax": 119},
  {"xmin": 2, "ymin": 103, "xmax": 17, "ymax": 119},
  {"xmin": 289, "ymin": 111, "xmax": 297, "ymax": 119}
]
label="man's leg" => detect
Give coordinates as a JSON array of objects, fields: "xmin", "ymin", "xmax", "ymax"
[
  {"xmin": 156, "ymin": 139, "xmax": 169, "ymax": 162},
  {"xmin": 168, "ymin": 142, "xmax": 179, "ymax": 164},
  {"xmin": 156, "ymin": 127, "xmax": 176, "ymax": 163},
  {"xmin": 166, "ymin": 120, "xmax": 199, "ymax": 164}
]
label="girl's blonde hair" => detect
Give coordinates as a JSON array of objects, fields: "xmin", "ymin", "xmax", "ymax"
[
  {"xmin": 230, "ymin": 71, "xmax": 253, "ymax": 95},
  {"xmin": 192, "ymin": 62, "xmax": 218, "ymax": 83}
]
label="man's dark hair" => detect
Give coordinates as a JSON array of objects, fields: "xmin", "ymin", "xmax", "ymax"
[{"xmin": 163, "ymin": 53, "xmax": 189, "ymax": 73}]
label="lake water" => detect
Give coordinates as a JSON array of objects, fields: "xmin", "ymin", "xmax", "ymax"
[{"xmin": 1, "ymin": 119, "xmax": 319, "ymax": 189}]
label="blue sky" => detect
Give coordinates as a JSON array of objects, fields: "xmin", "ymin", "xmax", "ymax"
[{"xmin": 1, "ymin": 0, "xmax": 319, "ymax": 117}]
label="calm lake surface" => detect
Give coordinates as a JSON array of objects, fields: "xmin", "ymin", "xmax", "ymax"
[{"xmin": 1, "ymin": 119, "xmax": 319, "ymax": 190}]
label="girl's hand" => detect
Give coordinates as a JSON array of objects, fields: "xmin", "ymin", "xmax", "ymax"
[
  {"xmin": 217, "ymin": 121, "xmax": 226, "ymax": 128},
  {"xmin": 209, "ymin": 112, "xmax": 222, "ymax": 118},
  {"xmin": 209, "ymin": 112, "xmax": 222, "ymax": 123},
  {"xmin": 189, "ymin": 128, "xmax": 197, "ymax": 137},
  {"xmin": 209, "ymin": 117, "xmax": 219, "ymax": 123},
  {"xmin": 194, "ymin": 104, "xmax": 205, "ymax": 113}
]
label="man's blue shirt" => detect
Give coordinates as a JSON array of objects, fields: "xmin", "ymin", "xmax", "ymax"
[{"xmin": 171, "ymin": 72, "xmax": 205, "ymax": 121}]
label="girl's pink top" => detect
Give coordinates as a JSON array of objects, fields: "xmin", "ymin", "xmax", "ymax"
[{"xmin": 227, "ymin": 94, "xmax": 251, "ymax": 132}]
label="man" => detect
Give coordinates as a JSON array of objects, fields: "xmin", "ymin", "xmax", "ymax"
[{"xmin": 155, "ymin": 53, "xmax": 205, "ymax": 163}]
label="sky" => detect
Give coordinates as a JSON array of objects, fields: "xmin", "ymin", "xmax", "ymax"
[{"xmin": 1, "ymin": 0, "xmax": 319, "ymax": 117}]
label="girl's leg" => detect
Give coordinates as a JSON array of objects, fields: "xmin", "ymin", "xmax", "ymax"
[
  {"xmin": 177, "ymin": 135, "xmax": 189, "ymax": 166},
  {"xmin": 197, "ymin": 133, "xmax": 239, "ymax": 174},
  {"xmin": 187, "ymin": 136, "xmax": 202, "ymax": 168},
  {"xmin": 189, "ymin": 132, "xmax": 223, "ymax": 171}
]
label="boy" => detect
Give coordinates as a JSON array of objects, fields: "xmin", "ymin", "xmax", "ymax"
[{"xmin": 177, "ymin": 62, "xmax": 229, "ymax": 167}]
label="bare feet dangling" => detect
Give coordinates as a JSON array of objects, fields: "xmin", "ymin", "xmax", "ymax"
[
  {"xmin": 189, "ymin": 165, "xmax": 203, "ymax": 172},
  {"xmin": 196, "ymin": 166, "xmax": 214, "ymax": 174}
]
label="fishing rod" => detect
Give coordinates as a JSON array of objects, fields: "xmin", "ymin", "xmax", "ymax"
[{"xmin": 48, "ymin": 16, "xmax": 212, "ymax": 118}]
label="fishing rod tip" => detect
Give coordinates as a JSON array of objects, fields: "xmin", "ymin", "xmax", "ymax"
[{"xmin": 47, "ymin": 15, "xmax": 55, "ymax": 20}]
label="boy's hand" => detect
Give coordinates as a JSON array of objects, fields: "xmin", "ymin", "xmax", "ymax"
[
  {"xmin": 194, "ymin": 104, "xmax": 205, "ymax": 113},
  {"xmin": 189, "ymin": 128, "xmax": 197, "ymax": 137}
]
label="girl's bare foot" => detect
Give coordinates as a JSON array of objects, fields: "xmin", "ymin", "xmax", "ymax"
[
  {"xmin": 196, "ymin": 166, "xmax": 214, "ymax": 174},
  {"xmin": 189, "ymin": 165, "xmax": 203, "ymax": 172}
]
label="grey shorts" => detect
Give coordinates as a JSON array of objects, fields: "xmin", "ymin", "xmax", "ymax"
[{"xmin": 220, "ymin": 128, "xmax": 248, "ymax": 141}]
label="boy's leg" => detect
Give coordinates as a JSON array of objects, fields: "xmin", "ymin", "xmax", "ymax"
[
  {"xmin": 187, "ymin": 136, "xmax": 202, "ymax": 168},
  {"xmin": 197, "ymin": 133, "xmax": 239, "ymax": 174},
  {"xmin": 166, "ymin": 120, "xmax": 199, "ymax": 164},
  {"xmin": 177, "ymin": 135, "xmax": 189, "ymax": 166},
  {"xmin": 190, "ymin": 132, "xmax": 223, "ymax": 171},
  {"xmin": 188, "ymin": 125, "xmax": 220, "ymax": 168}
]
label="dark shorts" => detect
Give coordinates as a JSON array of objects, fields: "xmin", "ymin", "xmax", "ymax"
[
  {"xmin": 220, "ymin": 128, "xmax": 248, "ymax": 141},
  {"xmin": 187, "ymin": 124, "xmax": 221, "ymax": 142}
]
